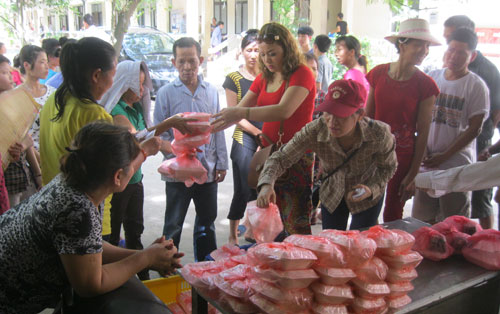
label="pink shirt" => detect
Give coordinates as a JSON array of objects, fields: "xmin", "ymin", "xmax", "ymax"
[{"xmin": 344, "ymin": 68, "xmax": 370, "ymax": 103}]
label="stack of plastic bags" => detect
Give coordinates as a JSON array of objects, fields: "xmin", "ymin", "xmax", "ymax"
[
  {"xmin": 412, "ymin": 215, "xmax": 500, "ymax": 270},
  {"xmin": 158, "ymin": 112, "xmax": 211, "ymax": 187},
  {"xmin": 362, "ymin": 226, "xmax": 422, "ymax": 313}
]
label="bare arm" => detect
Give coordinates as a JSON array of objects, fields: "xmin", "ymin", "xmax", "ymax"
[
  {"xmin": 26, "ymin": 146, "xmax": 42, "ymax": 188},
  {"xmin": 225, "ymin": 88, "xmax": 261, "ymax": 136},
  {"xmin": 423, "ymin": 114, "xmax": 485, "ymax": 168},
  {"xmin": 365, "ymin": 87, "xmax": 376, "ymax": 118}
]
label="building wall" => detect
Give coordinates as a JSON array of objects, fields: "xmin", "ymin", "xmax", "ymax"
[{"xmin": 350, "ymin": 0, "xmax": 391, "ymax": 38}]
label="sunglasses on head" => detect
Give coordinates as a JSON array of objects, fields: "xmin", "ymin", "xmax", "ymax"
[{"xmin": 258, "ymin": 33, "xmax": 280, "ymax": 44}]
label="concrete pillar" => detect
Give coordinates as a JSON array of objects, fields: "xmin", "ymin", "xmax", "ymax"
[
  {"xmin": 201, "ymin": 0, "xmax": 213, "ymax": 58},
  {"xmin": 103, "ymin": 1, "xmax": 112, "ymax": 29},
  {"xmin": 260, "ymin": 0, "xmax": 270, "ymax": 27},
  {"xmin": 310, "ymin": 0, "xmax": 328, "ymax": 34},
  {"xmin": 341, "ymin": 0, "xmax": 354, "ymax": 31},
  {"xmin": 68, "ymin": 7, "xmax": 75, "ymax": 32},
  {"xmin": 248, "ymin": 0, "xmax": 257, "ymax": 29},
  {"xmin": 157, "ymin": 0, "xmax": 170, "ymax": 33},
  {"xmin": 186, "ymin": 0, "xmax": 198, "ymax": 38}
]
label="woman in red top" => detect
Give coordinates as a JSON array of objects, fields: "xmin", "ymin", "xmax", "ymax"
[
  {"xmin": 213, "ymin": 22, "xmax": 316, "ymax": 235},
  {"xmin": 366, "ymin": 18, "xmax": 440, "ymax": 222}
]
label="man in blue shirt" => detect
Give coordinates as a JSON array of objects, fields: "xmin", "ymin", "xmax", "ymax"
[{"xmin": 154, "ymin": 37, "xmax": 228, "ymax": 262}]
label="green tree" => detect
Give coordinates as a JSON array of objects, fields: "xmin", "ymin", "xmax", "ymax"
[
  {"xmin": 271, "ymin": 0, "xmax": 308, "ymax": 33},
  {"xmin": 366, "ymin": 0, "xmax": 421, "ymax": 15}
]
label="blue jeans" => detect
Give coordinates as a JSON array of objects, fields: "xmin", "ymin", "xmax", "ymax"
[
  {"xmin": 321, "ymin": 196, "xmax": 384, "ymax": 230},
  {"xmin": 163, "ymin": 182, "xmax": 218, "ymax": 262}
]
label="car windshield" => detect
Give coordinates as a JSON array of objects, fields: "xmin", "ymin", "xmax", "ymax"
[{"xmin": 124, "ymin": 32, "xmax": 174, "ymax": 56}]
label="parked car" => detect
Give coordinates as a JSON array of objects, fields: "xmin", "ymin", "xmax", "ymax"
[{"xmin": 121, "ymin": 27, "xmax": 178, "ymax": 97}]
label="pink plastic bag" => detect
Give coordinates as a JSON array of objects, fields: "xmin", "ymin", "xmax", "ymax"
[
  {"xmin": 386, "ymin": 294, "xmax": 412, "ymax": 309},
  {"xmin": 176, "ymin": 290, "xmax": 219, "ymax": 314},
  {"xmin": 442, "ymin": 215, "xmax": 483, "ymax": 235},
  {"xmin": 310, "ymin": 282, "xmax": 354, "ymax": 305},
  {"xmin": 378, "ymin": 250, "xmax": 423, "ymax": 269},
  {"xmin": 319, "ymin": 230, "xmax": 377, "ymax": 269},
  {"xmin": 313, "ymin": 266, "xmax": 356, "ymax": 285},
  {"xmin": 246, "ymin": 201, "xmax": 284, "ymax": 244},
  {"xmin": 249, "ymin": 293, "xmax": 309, "ymax": 314},
  {"xmin": 248, "ymin": 242, "xmax": 317, "ymax": 270},
  {"xmin": 179, "ymin": 260, "xmax": 228, "ymax": 289},
  {"xmin": 412, "ymin": 227, "xmax": 454, "ymax": 261},
  {"xmin": 173, "ymin": 112, "xmax": 211, "ymax": 136},
  {"xmin": 362, "ymin": 226, "xmax": 415, "ymax": 256},
  {"xmin": 158, "ymin": 154, "xmax": 207, "ymax": 187},
  {"xmin": 350, "ymin": 297, "xmax": 386, "ymax": 314},
  {"xmin": 388, "ymin": 281, "xmax": 414, "ymax": 297},
  {"xmin": 351, "ymin": 278, "xmax": 390, "ymax": 298},
  {"xmin": 354, "ymin": 257, "xmax": 388, "ymax": 283},
  {"xmin": 210, "ymin": 244, "xmax": 246, "ymax": 261},
  {"xmin": 312, "ymin": 303, "xmax": 349, "ymax": 314},
  {"xmin": 385, "ymin": 267, "xmax": 418, "ymax": 283},
  {"xmin": 284, "ymin": 234, "xmax": 346, "ymax": 267},
  {"xmin": 463, "ymin": 229, "xmax": 500, "ymax": 270},
  {"xmin": 432, "ymin": 222, "xmax": 471, "ymax": 254},
  {"xmin": 248, "ymin": 278, "xmax": 313, "ymax": 310},
  {"xmin": 224, "ymin": 294, "xmax": 259, "ymax": 314},
  {"xmin": 167, "ymin": 303, "xmax": 185, "ymax": 314},
  {"xmin": 253, "ymin": 266, "xmax": 319, "ymax": 289}
]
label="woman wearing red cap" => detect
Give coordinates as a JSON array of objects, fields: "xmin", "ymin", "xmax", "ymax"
[
  {"xmin": 365, "ymin": 18, "xmax": 440, "ymax": 222},
  {"xmin": 256, "ymin": 80, "xmax": 397, "ymax": 230}
]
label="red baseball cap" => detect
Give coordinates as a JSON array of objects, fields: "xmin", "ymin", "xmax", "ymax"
[{"xmin": 316, "ymin": 79, "xmax": 367, "ymax": 118}]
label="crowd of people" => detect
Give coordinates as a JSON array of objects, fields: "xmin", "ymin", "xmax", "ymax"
[{"xmin": 0, "ymin": 13, "xmax": 499, "ymax": 314}]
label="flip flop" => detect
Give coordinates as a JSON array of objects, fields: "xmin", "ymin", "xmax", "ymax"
[{"xmin": 237, "ymin": 225, "xmax": 247, "ymax": 237}]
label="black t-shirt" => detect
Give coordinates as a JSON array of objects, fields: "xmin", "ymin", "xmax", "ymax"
[
  {"xmin": 223, "ymin": 71, "xmax": 263, "ymax": 150},
  {"xmin": 337, "ymin": 20, "xmax": 348, "ymax": 35},
  {"xmin": 469, "ymin": 51, "xmax": 500, "ymax": 141}
]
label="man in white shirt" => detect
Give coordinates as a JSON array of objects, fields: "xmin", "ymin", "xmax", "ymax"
[{"xmin": 412, "ymin": 27, "xmax": 489, "ymax": 224}]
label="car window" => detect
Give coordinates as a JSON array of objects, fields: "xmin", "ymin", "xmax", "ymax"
[{"xmin": 123, "ymin": 32, "xmax": 174, "ymax": 57}]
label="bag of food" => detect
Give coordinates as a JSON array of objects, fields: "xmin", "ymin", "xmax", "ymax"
[
  {"xmin": 354, "ymin": 257, "xmax": 388, "ymax": 283},
  {"xmin": 249, "ymin": 293, "xmax": 310, "ymax": 314},
  {"xmin": 386, "ymin": 294, "xmax": 412, "ymax": 309},
  {"xmin": 412, "ymin": 227, "xmax": 454, "ymax": 261},
  {"xmin": 362, "ymin": 226, "xmax": 415, "ymax": 256},
  {"xmin": 432, "ymin": 221, "xmax": 471, "ymax": 254},
  {"xmin": 351, "ymin": 278, "xmax": 390, "ymax": 298},
  {"xmin": 224, "ymin": 294, "xmax": 259, "ymax": 314},
  {"xmin": 246, "ymin": 201, "xmax": 284, "ymax": 244},
  {"xmin": 312, "ymin": 303, "xmax": 349, "ymax": 314},
  {"xmin": 231, "ymin": 254, "xmax": 250, "ymax": 265},
  {"xmin": 253, "ymin": 266, "xmax": 319, "ymax": 289},
  {"xmin": 173, "ymin": 111, "xmax": 211, "ymax": 136},
  {"xmin": 319, "ymin": 230, "xmax": 377, "ymax": 269},
  {"xmin": 213, "ymin": 264, "xmax": 254, "ymax": 299},
  {"xmin": 311, "ymin": 282, "xmax": 354, "ymax": 305},
  {"xmin": 350, "ymin": 297, "xmax": 386, "ymax": 314},
  {"xmin": 462, "ymin": 229, "xmax": 500, "ymax": 270},
  {"xmin": 378, "ymin": 250, "xmax": 423, "ymax": 269},
  {"xmin": 248, "ymin": 278, "xmax": 313, "ymax": 310},
  {"xmin": 442, "ymin": 215, "xmax": 482, "ymax": 235},
  {"xmin": 388, "ymin": 281, "xmax": 414, "ymax": 297},
  {"xmin": 313, "ymin": 266, "xmax": 356, "ymax": 285},
  {"xmin": 210, "ymin": 244, "xmax": 246, "ymax": 261},
  {"xmin": 248, "ymin": 242, "xmax": 317, "ymax": 270},
  {"xmin": 179, "ymin": 261, "xmax": 227, "ymax": 290},
  {"xmin": 158, "ymin": 154, "xmax": 208, "ymax": 187},
  {"xmin": 385, "ymin": 267, "xmax": 418, "ymax": 283},
  {"xmin": 284, "ymin": 234, "xmax": 346, "ymax": 267}
]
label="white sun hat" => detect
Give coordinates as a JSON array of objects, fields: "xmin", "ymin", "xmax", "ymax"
[{"xmin": 385, "ymin": 18, "xmax": 441, "ymax": 46}]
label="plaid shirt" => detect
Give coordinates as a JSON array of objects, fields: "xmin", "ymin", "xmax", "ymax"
[
  {"xmin": 4, "ymin": 153, "xmax": 31, "ymax": 194},
  {"xmin": 259, "ymin": 117, "xmax": 397, "ymax": 214}
]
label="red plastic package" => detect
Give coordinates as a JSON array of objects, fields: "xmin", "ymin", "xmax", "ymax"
[
  {"xmin": 176, "ymin": 290, "xmax": 218, "ymax": 314},
  {"xmin": 313, "ymin": 266, "xmax": 356, "ymax": 285},
  {"xmin": 158, "ymin": 155, "xmax": 207, "ymax": 187},
  {"xmin": 210, "ymin": 244, "xmax": 246, "ymax": 261},
  {"xmin": 385, "ymin": 267, "xmax": 418, "ymax": 283},
  {"xmin": 432, "ymin": 222, "xmax": 471, "ymax": 254},
  {"xmin": 378, "ymin": 250, "xmax": 423, "ymax": 269},
  {"xmin": 249, "ymin": 293, "xmax": 310, "ymax": 314},
  {"xmin": 213, "ymin": 264, "xmax": 254, "ymax": 299},
  {"xmin": 246, "ymin": 201, "xmax": 284, "ymax": 244},
  {"xmin": 179, "ymin": 261, "xmax": 227, "ymax": 289},
  {"xmin": 253, "ymin": 266, "xmax": 319, "ymax": 289},
  {"xmin": 230, "ymin": 254, "xmax": 250, "ymax": 265},
  {"xmin": 224, "ymin": 294, "xmax": 259, "ymax": 313},
  {"xmin": 351, "ymin": 278, "xmax": 390, "ymax": 298},
  {"xmin": 284, "ymin": 234, "xmax": 346, "ymax": 267},
  {"xmin": 248, "ymin": 278, "xmax": 313, "ymax": 310},
  {"xmin": 362, "ymin": 226, "xmax": 415, "ymax": 256},
  {"xmin": 312, "ymin": 303, "xmax": 349, "ymax": 314},
  {"xmin": 388, "ymin": 281, "xmax": 414, "ymax": 297},
  {"xmin": 386, "ymin": 294, "xmax": 412, "ymax": 309},
  {"xmin": 354, "ymin": 257, "xmax": 388, "ymax": 283},
  {"xmin": 412, "ymin": 227, "xmax": 454, "ymax": 261},
  {"xmin": 319, "ymin": 230, "xmax": 377, "ymax": 269},
  {"xmin": 350, "ymin": 297, "xmax": 386, "ymax": 314},
  {"xmin": 463, "ymin": 229, "xmax": 500, "ymax": 270},
  {"xmin": 311, "ymin": 282, "xmax": 354, "ymax": 305},
  {"xmin": 173, "ymin": 112, "xmax": 211, "ymax": 136},
  {"xmin": 167, "ymin": 303, "xmax": 185, "ymax": 314},
  {"xmin": 442, "ymin": 215, "xmax": 483, "ymax": 235},
  {"xmin": 249, "ymin": 242, "xmax": 317, "ymax": 270}
]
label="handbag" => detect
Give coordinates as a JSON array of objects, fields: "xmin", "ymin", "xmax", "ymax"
[{"xmin": 247, "ymin": 122, "xmax": 284, "ymax": 189}]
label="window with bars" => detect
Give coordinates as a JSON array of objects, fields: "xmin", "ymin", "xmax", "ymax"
[
  {"xmin": 213, "ymin": 0, "xmax": 227, "ymax": 35},
  {"xmin": 235, "ymin": 0, "xmax": 248, "ymax": 34},
  {"xmin": 91, "ymin": 3, "xmax": 103, "ymax": 26},
  {"xmin": 74, "ymin": 6, "xmax": 83, "ymax": 30},
  {"xmin": 137, "ymin": 7, "xmax": 145, "ymax": 26}
]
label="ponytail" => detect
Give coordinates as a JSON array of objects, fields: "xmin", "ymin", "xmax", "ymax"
[{"xmin": 358, "ymin": 55, "xmax": 368, "ymax": 74}]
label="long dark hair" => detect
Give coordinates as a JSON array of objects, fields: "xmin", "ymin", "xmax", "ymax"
[
  {"xmin": 60, "ymin": 122, "xmax": 140, "ymax": 193},
  {"xmin": 241, "ymin": 29, "xmax": 259, "ymax": 50},
  {"xmin": 53, "ymin": 37, "xmax": 115, "ymax": 121},
  {"xmin": 19, "ymin": 45, "xmax": 45, "ymax": 75},
  {"xmin": 335, "ymin": 35, "xmax": 367, "ymax": 73}
]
